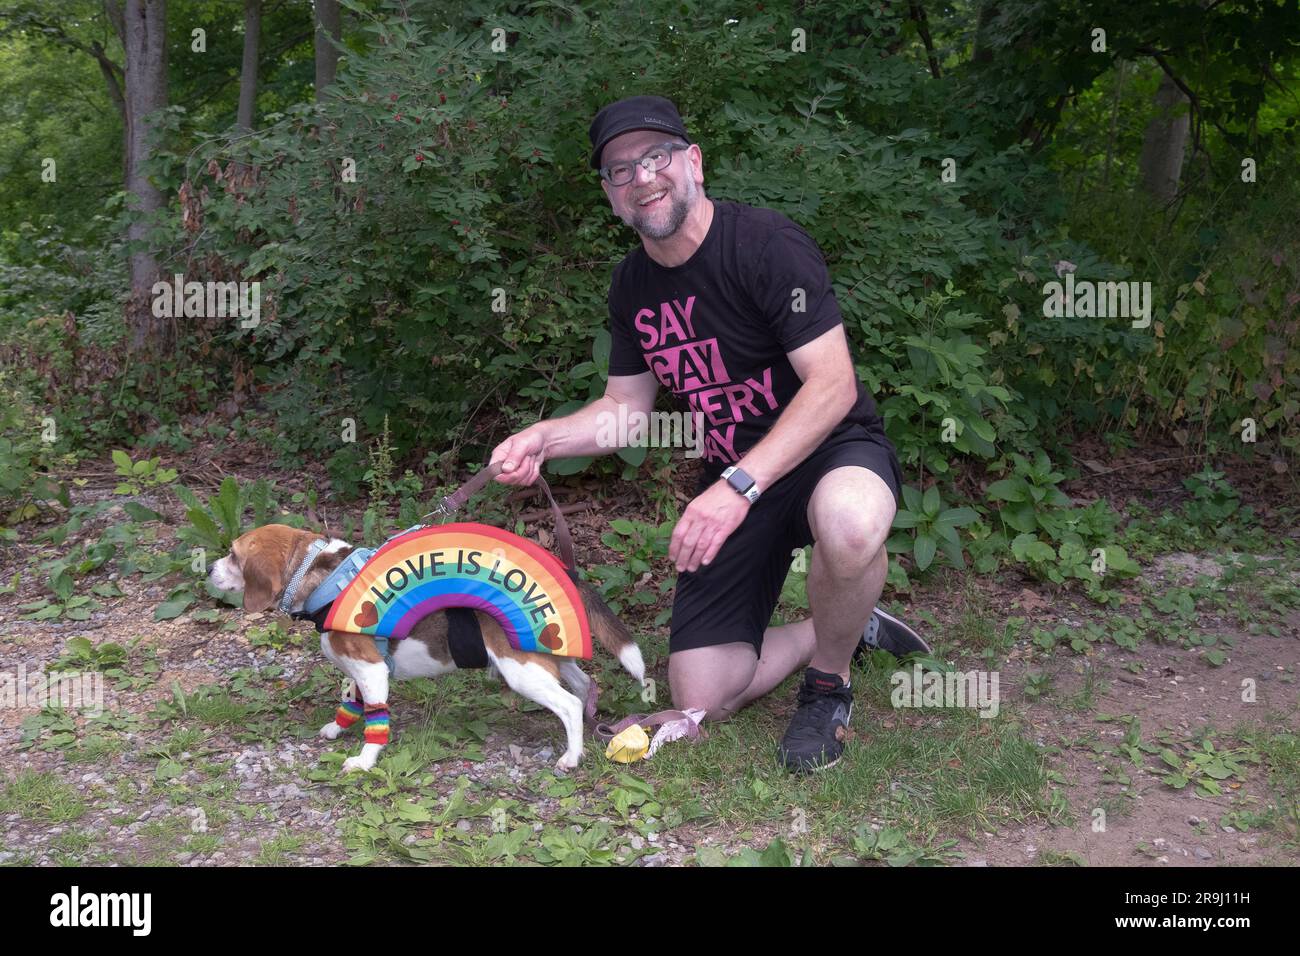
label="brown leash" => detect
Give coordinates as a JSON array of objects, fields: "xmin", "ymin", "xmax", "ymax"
[
  {"xmin": 425, "ymin": 460, "xmax": 597, "ymax": 722},
  {"xmin": 427, "ymin": 460, "xmax": 576, "ymax": 571},
  {"xmin": 594, "ymin": 710, "xmax": 704, "ymax": 744}
]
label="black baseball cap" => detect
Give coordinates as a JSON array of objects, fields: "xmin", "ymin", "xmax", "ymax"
[{"xmin": 588, "ymin": 95, "xmax": 692, "ymax": 170}]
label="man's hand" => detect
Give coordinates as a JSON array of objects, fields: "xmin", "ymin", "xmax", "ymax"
[
  {"xmin": 669, "ymin": 481, "xmax": 751, "ymax": 573},
  {"xmin": 490, "ymin": 426, "xmax": 547, "ymax": 486}
]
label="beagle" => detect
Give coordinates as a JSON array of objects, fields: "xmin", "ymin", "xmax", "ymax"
[{"xmin": 207, "ymin": 524, "xmax": 646, "ymax": 773}]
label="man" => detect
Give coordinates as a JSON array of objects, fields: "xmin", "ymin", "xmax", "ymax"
[{"xmin": 490, "ymin": 95, "xmax": 929, "ymax": 772}]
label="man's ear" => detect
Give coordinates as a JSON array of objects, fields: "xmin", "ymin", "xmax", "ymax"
[{"xmin": 241, "ymin": 542, "xmax": 286, "ymax": 612}]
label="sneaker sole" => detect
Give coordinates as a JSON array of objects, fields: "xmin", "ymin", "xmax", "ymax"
[{"xmin": 874, "ymin": 605, "xmax": 932, "ymax": 656}]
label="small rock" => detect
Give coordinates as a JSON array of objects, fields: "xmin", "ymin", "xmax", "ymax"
[
  {"xmin": 175, "ymin": 852, "xmax": 193, "ymax": 863},
  {"xmin": 456, "ymin": 819, "xmax": 472, "ymax": 832},
  {"xmin": 268, "ymin": 784, "xmax": 305, "ymax": 801},
  {"xmin": 630, "ymin": 835, "xmax": 645, "ymax": 850},
  {"xmin": 0, "ymin": 852, "xmax": 13, "ymax": 864},
  {"xmin": 535, "ymin": 747, "xmax": 554, "ymax": 761},
  {"xmin": 1152, "ymin": 838, "xmax": 1169, "ymax": 850},
  {"xmin": 1194, "ymin": 847, "xmax": 1212, "ymax": 860},
  {"xmin": 967, "ymin": 859, "xmax": 989, "ymax": 867},
  {"xmin": 642, "ymin": 852, "xmax": 668, "ymax": 867},
  {"xmin": 1156, "ymin": 855, "xmax": 1169, "ymax": 864},
  {"xmin": 1222, "ymin": 825, "xmax": 1236, "ymax": 834},
  {"xmin": 1237, "ymin": 838, "xmax": 1250, "ymax": 852},
  {"xmin": 509, "ymin": 745, "xmax": 524, "ymax": 764},
  {"xmin": 1187, "ymin": 815, "xmax": 1201, "ymax": 825}
]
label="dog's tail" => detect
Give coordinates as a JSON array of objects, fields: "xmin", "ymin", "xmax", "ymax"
[{"xmin": 567, "ymin": 570, "xmax": 646, "ymax": 685}]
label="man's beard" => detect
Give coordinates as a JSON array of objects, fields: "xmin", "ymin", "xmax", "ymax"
[{"xmin": 627, "ymin": 178, "xmax": 695, "ymax": 240}]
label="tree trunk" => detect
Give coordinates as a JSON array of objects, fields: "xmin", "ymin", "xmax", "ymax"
[
  {"xmin": 972, "ymin": 2, "xmax": 999, "ymax": 65},
  {"xmin": 1102, "ymin": 60, "xmax": 1128, "ymax": 186},
  {"xmin": 314, "ymin": 0, "xmax": 341, "ymax": 102},
  {"xmin": 909, "ymin": 3, "xmax": 941, "ymax": 79},
  {"xmin": 1138, "ymin": 71, "xmax": 1190, "ymax": 203},
  {"xmin": 237, "ymin": 0, "xmax": 261, "ymax": 130},
  {"xmin": 124, "ymin": 0, "xmax": 169, "ymax": 356}
]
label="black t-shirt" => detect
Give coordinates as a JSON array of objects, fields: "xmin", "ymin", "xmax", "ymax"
[{"xmin": 607, "ymin": 199, "xmax": 883, "ymax": 480}]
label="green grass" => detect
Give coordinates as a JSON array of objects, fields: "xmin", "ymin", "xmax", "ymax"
[
  {"xmin": 644, "ymin": 659, "xmax": 1057, "ymax": 853},
  {"xmin": 1234, "ymin": 725, "xmax": 1300, "ymax": 847},
  {"xmin": 255, "ymin": 832, "xmax": 307, "ymax": 865},
  {"xmin": 0, "ymin": 770, "xmax": 87, "ymax": 823}
]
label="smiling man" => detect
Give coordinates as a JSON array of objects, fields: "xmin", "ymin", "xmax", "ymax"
[{"xmin": 491, "ymin": 95, "xmax": 929, "ymax": 772}]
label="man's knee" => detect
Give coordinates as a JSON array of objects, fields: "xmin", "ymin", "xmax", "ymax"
[
  {"xmin": 667, "ymin": 643, "xmax": 756, "ymax": 720},
  {"xmin": 815, "ymin": 532, "xmax": 888, "ymax": 581},
  {"xmin": 807, "ymin": 467, "xmax": 896, "ymax": 575},
  {"xmin": 669, "ymin": 686, "xmax": 740, "ymax": 722}
]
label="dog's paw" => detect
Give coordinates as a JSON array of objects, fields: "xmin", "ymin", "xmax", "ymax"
[
  {"xmin": 341, "ymin": 753, "xmax": 377, "ymax": 774},
  {"xmin": 341, "ymin": 743, "xmax": 383, "ymax": 773},
  {"xmin": 319, "ymin": 721, "xmax": 344, "ymax": 740},
  {"xmin": 554, "ymin": 750, "xmax": 582, "ymax": 773}
]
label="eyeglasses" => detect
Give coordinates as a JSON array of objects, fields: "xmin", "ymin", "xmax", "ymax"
[{"xmin": 599, "ymin": 142, "xmax": 691, "ymax": 186}]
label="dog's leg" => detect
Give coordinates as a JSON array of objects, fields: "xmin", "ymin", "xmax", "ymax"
[
  {"xmin": 320, "ymin": 676, "xmax": 362, "ymax": 740},
  {"xmin": 492, "ymin": 654, "xmax": 584, "ymax": 772},
  {"xmin": 339, "ymin": 660, "xmax": 390, "ymax": 774},
  {"xmin": 558, "ymin": 660, "xmax": 591, "ymax": 703}
]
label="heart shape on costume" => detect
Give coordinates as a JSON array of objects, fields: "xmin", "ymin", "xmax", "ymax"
[
  {"xmin": 538, "ymin": 623, "xmax": 562, "ymax": 650},
  {"xmin": 353, "ymin": 601, "xmax": 379, "ymax": 629}
]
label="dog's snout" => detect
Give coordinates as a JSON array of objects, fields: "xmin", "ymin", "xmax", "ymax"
[{"xmin": 208, "ymin": 554, "xmax": 243, "ymax": 591}]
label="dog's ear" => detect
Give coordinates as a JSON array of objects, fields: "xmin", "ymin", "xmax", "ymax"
[{"xmin": 239, "ymin": 535, "xmax": 289, "ymax": 612}]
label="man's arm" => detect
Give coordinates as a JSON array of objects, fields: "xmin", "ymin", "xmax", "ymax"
[
  {"xmin": 540, "ymin": 371, "xmax": 659, "ymax": 458},
  {"xmin": 490, "ymin": 371, "xmax": 658, "ymax": 485},
  {"xmin": 728, "ymin": 324, "xmax": 858, "ymax": 490},
  {"xmin": 666, "ymin": 325, "xmax": 858, "ymax": 572}
]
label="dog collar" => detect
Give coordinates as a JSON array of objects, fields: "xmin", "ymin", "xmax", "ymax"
[{"xmin": 278, "ymin": 538, "xmax": 330, "ymax": 616}]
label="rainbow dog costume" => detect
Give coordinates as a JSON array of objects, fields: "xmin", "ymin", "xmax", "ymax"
[{"xmin": 286, "ymin": 519, "xmax": 591, "ymax": 746}]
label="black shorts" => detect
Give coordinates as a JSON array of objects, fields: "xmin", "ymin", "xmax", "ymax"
[{"xmin": 668, "ymin": 423, "xmax": 903, "ymax": 655}]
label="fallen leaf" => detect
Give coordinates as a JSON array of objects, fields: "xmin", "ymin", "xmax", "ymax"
[{"xmin": 1016, "ymin": 589, "xmax": 1048, "ymax": 612}]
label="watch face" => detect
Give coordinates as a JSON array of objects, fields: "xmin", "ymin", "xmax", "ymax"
[{"xmin": 726, "ymin": 467, "xmax": 754, "ymax": 494}]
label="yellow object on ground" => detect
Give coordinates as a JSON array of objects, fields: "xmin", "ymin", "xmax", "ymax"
[{"xmin": 605, "ymin": 724, "xmax": 650, "ymax": 763}]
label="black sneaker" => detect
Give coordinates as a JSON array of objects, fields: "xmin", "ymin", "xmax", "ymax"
[
  {"xmin": 854, "ymin": 606, "xmax": 931, "ymax": 664},
  {"xmin": 778, "ymin": 668, "xmax": 854, "ymax": 774}
]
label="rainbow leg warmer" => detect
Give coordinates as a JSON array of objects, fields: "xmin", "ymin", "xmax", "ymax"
[
  {"xmin": 363, "ymin": 703, "xmax": 390, "ymax": 746},
  {"xmin": 334, "ymin": 697, "xmax": 364, "ymax": 730}
]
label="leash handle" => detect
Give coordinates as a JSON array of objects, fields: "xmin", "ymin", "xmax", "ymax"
[
  {"xmin": 593, "ymin": 711, "xmax": 704, "ymax": 744},
  {"xmin": 434, "ymin": 460, "xmax": 577, "ymax": 570}
]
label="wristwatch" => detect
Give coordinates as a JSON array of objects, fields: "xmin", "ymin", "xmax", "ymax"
[{"xmin": 721, "ymin": 466, "xmax": 761, "ymax": 504}]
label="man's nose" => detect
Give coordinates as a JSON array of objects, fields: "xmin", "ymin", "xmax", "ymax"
[{"xmin": 633, "ymin": 159, "xmax": 659, "ymax": 185}]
